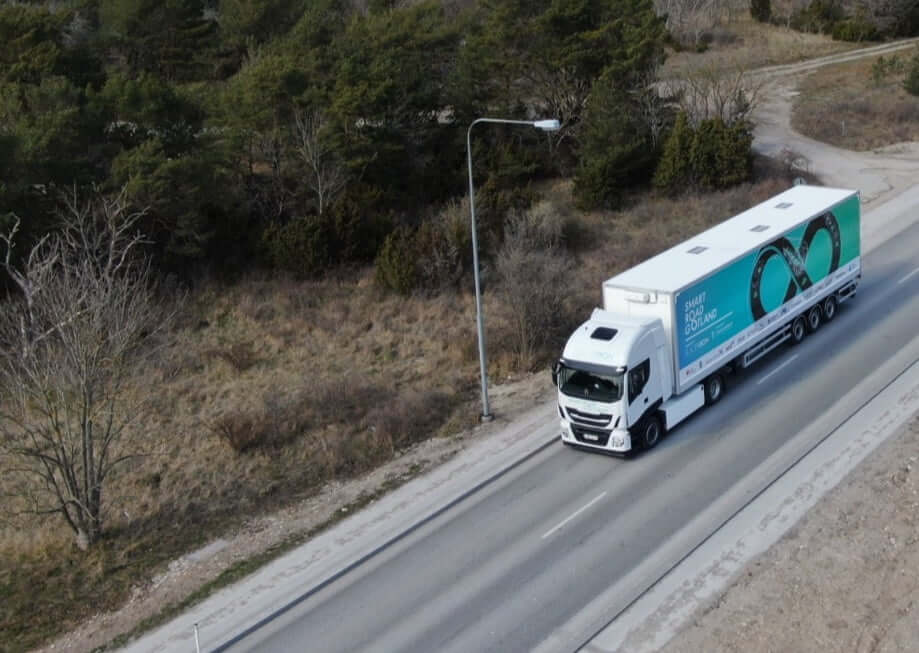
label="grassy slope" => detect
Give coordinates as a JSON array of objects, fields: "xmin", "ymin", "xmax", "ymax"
[{"xmin": 792, "ymin": 48, "xmax": 919, "ymax": 150}]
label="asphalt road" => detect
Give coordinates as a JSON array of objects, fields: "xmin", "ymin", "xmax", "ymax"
[{"xmin": 227, "ymin": 219, "xmax": 919, "ymax": 653}]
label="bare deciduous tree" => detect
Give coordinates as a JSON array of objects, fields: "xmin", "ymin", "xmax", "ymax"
[
  {"xmin": 631, "ymin": 70, "xmax": 673, "ymax": 149},
  {"xmin": 655, "ymin": 0, "xmax": 733, "ymax": 46},
  {"xmin": 293, "ymin": 108, "xmax": 349, "ymax": 216},
  {"xmin": 253, "ymin": 128, "xmax": 292, "ymax": 221},
  {"xmin": 495, "ymin": 207, "xmax": 567, "ymax": 370},
  {"xmin": 664, "ymin": 64, "xmax": 764, "ymax": 126},
  {"xmin": 0, "ymin": 188, "xmax": 167, "ymax": 550},
  {"xmin": 525, "ymin": 63, "xmax": 594, "ymax": 151}
]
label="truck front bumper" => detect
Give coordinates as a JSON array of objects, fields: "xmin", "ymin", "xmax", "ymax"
[{"xmin": 560, "ymin": 419, "xmax": 632, "ymax": 453}]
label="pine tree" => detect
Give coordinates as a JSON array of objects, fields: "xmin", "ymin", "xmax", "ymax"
[
  {"xmin": 653, "ymin": 112, "xmax": 693, "ymax": 194},
  {"xmin": 100, "ymin": 0, "xmax": 218, "ymax": 81},
  {"xmin": 574, "ymin": 73, "xmax": 660, "ymax": 209}
]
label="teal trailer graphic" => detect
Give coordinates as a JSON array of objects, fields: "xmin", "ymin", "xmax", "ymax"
[{"xmin": 675, "ymin": 195, "xmax": 860, "ymax": 374}]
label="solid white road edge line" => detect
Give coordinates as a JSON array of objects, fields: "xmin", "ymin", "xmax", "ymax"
[
  {"xmin": 757, "ymin": 354, "xmax": 798, "ymax": 385},
  {"xmin": 542, "ymin": 493, "xmax": 607, "ymax": 540},
  {"xmin": 897, "ymin": 266, "xmax": 919, "ymax": 284}
]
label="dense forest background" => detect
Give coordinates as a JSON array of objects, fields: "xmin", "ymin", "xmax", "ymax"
[{"xmin": 3, "ymin": 0, "xmax": 915, "ymax": 291}]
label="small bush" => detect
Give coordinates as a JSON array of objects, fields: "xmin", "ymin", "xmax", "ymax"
[
  {"xmin": 888, "ymin": 99, "xmax": 919, "ymax": 123},
  {"xmin": 751, "ymin": 0, "xmax": 771, "ymax": 23},
  {"xmin": 259, "ymin": 215, "xmax": 331, "ymax": 279},
  {"xmin": 364, "ymin": 390, "xmax": 454, "ymax": 450},
  {"xmin": 214, "ymin": 378, "xmax": 390, "ymax": 455},
  {"xmin": 326, "ymin": 184, "xmax": 391, "ymax": 264},
  {"xmin": 655, "ymin": 113, "xmax": 753, "ymax": 195},
  {"xmin": 212, "ymin": 399, "xmax": 305, "ymax": 454},
  {"xmin": 832, "ymin": 16, "xmax": 878, "ymax": 42},
  {"xmin": 707, "ymin": 27, "xmax": 739, "ymax": 46},
  {"xmin": 213, "ymin": 411, "xmax": 270, "ymax": 453},
  {"xmin": 871, "ymin": 56, "xmax": 892, "ymax": 85},
  {"xmin": 495, "ymin": 211, "xmax": 569, "ymax": 370},
  {"xmin": 504, "ymin": 200, "xmax": 569, "ymax": 251},
  {"xmin": 375, "ymin": 226, "xmax": 419, "ymax": 294},
  {"xmin": 905, "ymin": 52, "xmax": 919, "ymax": 96},
  {"xmin": 207, "ymin": 342, "xmax": 259, "ymax": 372},
  {"xmin": 789, "ymin": 0, "xmax": 844, "ymax": 34},
  {"xmin": 653, "ymin": 113, "xmax": 693, "ymax": 194},
  {"xmin": 376, "ymin": 194, "xmax": 558, "ymax": 296},
  {"xmin": 414, "ymin": 198, "xmax": 472, "ymax": 292}
]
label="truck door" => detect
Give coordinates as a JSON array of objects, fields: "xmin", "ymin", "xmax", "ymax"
[{"xmin": 625, "ymin": 358, "xmax": 652, "ymax": 428}]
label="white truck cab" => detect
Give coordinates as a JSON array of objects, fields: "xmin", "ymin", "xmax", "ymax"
[{"xmin": 554, "ymin": 310, "xmax": 687, "ymax": 453}]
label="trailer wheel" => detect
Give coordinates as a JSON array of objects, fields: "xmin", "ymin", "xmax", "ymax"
[
  {"xmin": 641, "ymin": 416, "xmax": 662, "ymax": 450},
  {"xmin": 791, "ymin": 316, "xmax": 807, "ymax": 345},
  {"xmin": 822, "ymin": 295, "xmax": 837, "ymax": 322},
  {"xmin": 806, "ymin": 305, "xmax": 822, "ymax": 333},
  {"xmin": 704, "ymin": 373, "xmax": 725, "ymax": 405}
]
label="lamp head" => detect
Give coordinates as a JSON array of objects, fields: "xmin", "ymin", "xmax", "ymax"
[{"xmin": 533, "ymin": 119, "xmax": 561, "ymax": 131}]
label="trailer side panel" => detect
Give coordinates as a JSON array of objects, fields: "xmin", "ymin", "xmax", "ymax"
[{"xmin": 673, "ymin": 194, "xmax": 860, "ymax": 392}]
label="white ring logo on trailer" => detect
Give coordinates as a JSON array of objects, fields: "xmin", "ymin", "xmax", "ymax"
[{"xmin": 750, "ymin": 211, "xmax": 842, "ymax": 320}]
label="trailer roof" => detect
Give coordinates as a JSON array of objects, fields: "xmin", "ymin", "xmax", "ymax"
[{"xmin": 605, "ymin": 185, "xmax": 857, "ymax": 295}]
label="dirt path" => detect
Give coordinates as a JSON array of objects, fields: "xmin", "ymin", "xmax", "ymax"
[
  {"xmin": 751, "ymin": 38, "xmax": 919, "ymax": 207},
  {"xmin": 39, "ymin": 44, "xmax": 919, "ymax": 653}
]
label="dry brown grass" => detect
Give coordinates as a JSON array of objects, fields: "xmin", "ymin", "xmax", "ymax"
[
  {"xmin": 792, "ymin": 50, "xmax": 919, "ymax": 150},
  {"xmin": 662, "ymin": 13, "xmax": 857, "ymax": 80}
]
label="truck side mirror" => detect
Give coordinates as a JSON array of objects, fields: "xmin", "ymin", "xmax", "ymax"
[{"xmin": 550, "ymin": 362, "xmax": 560, "ymax": 387}]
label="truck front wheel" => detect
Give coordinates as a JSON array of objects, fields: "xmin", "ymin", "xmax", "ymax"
[
  {"xmin": 791, "ymin": 316, "xmax": 807, "ymax": 345},
  {"xmin": 640, "ymin": 416, "xmax": 662, "ymax": 450}
]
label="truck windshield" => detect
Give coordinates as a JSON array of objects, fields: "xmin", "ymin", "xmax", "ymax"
[{"xmin": 558, "ymin": 364, "xmax": 623, "ymax": 403}]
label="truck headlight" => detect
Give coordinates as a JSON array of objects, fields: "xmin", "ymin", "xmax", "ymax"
[{"xmin": 610, "ymin": 435, "xmax": 625, "ymax": 448}]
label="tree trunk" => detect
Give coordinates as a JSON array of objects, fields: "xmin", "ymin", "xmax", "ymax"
[{"xmin": 76, "ymin": 528, "xmax": 90, "ymax": 551}]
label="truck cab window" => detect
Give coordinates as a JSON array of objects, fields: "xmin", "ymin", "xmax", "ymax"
[
  {"xmin": 558, "ymin": 364, "xmax": 623, "ymax": 402},
  {"xmin": 628, "ymin": 359, "xmax": 650, "ymax": 403}
]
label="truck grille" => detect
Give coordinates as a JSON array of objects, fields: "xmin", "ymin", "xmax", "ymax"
[
  {"xmin": 566, "ymin": 407, "xmax": 612, "ymax": 427},
  {"xmin": 571, "ymin": 425, "xmax": 611, "ymax": 447}
]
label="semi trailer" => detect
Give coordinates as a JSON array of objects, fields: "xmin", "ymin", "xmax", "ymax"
[{"xmin": 552, "ymin": 185, "xmax": 861, "ymax": 454}]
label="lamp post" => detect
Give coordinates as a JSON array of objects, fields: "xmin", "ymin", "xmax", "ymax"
[{"xmin": 466, "ymin": 117, "xmax": 561, "ymax": 422}]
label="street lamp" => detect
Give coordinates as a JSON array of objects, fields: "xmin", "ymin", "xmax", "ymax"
[{"xmin": 466, "ymin": 117, "xmax": 561, "ymax": 422}]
